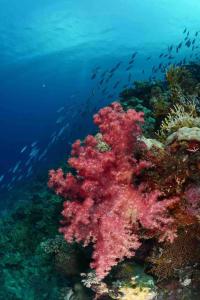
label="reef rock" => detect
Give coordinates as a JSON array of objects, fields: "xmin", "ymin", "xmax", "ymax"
[{"xmin": 166, "ymin": 127, "xmax": 200, "ymax": 145}]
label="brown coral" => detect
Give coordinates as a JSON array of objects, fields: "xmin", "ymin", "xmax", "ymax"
[{"xmin": 148, "ymin": 224, "xmax": 200, "ymax": 280}]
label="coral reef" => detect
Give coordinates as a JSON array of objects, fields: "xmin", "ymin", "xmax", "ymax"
[
  {"xmin": 3, "ymin": 63, "xmax": 200, "ymax": 299},
  {"xmin": 0, "ymin": 181, "xmax": 91, "ymax": 299}
]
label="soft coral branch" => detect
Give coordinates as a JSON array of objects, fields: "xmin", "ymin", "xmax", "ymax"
[{"xmin": 49, "ymin": 102, "xmax": 178, "ymax": 279}]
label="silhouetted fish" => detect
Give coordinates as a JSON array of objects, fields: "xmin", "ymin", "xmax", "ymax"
[
  {"xmin": 177, "ymin": 42, "xmax": 182, "ymax": 49},
  {"xmin": 126, "ymin": 65, "xmax": 133, "ymax": 71},
  {"xmin": 131, "ymin": 51, "xmax": 137, "ymax": 59},
  {"xmin": 183, "ymin": 28, "xmax": 187, "ymax": 34},
  {"xmin": 99, "ymin": 79, "xmax": 104, "ymax": 85},
  {"xmin": 128, "ymin": 59, "xmax": 135, "ymax": 65},
  {"xmin": 91, "ymin": 73, "xmax": 97, "ymax": 80},
  {"xmin": 185, "ymin": 40, "xmax": 191, "ymax": 47},
  {"xmin": 159, "ymin": 53, "xmax": 164, "ymax": 58},
  {"xmin": 113, "ymin": 80, "xmax": 120, "ymax": 89}
]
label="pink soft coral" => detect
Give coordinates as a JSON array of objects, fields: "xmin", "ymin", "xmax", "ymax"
[{"xmin": 49, "ymin": 102, "xmax": 178, "ymax": 279}]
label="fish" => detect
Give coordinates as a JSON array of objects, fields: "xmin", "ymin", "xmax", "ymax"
[
  {"xmin": 0, "ymin": 175, "xmax": 4, "ymax": 182},
  {"xmin": 56, "ymin": 116, "xmax": 65, "ymax": 124},
  {"xmin": 102, "ymin": 88, "xmax": 107, "ymax": 94},
  {"xmin": 177, "ymin": 42, "xmax": 182, "ymax": 49},
  {"xmin": 13, "ymin": 161, "xmax": 21, "ymax": 173},
  {"xmin": 126, "ymin": 65, "xmax": 133, "ymax": 71},
  {"xmin": 169, "ymin": 45, "xmax": 173, "ymax": 51},
  {"xmin": 146, "ymin": 56, "xmax": 151, "ymax": 60},
  {"xmin": 159, "ymin": 53, "xmax": 164, "ymax": 58},
  {"xmin": 38, "ymin": 148, "xmax": 48, "ymax": 160},
  {"xmin": 29, "ymin": 147, "xmax": 40, "ymax": 158},
  {"xmin": 20, "ymin": 146, "xmax": 27, "ymax": 153},
  {"xmin": 185, "ymin": 40, "xmax": 191, "ymax": 47},
  {"xmin": 91, "ymin": 73, "xmax": 97, "ymax": 80},
  {"xmin": 31, "ymin": 141, "xmax": 38, "ymax": 147},
  {"xmin": 128, "ymin": 59, "xmax": 135, "ymax": 65},
  {"xmin": 113, "ymin": 81, "xmax": 120, "ymax": 89},
  {"xmin": 58, "ymin": 124, "xmax": 69, "ymax": 137},
  {"xmin": 195, "ymin": 31, "xmax": 199, "ymax": 37},
  {"xmin": 131, "ymin": 51, "xmax": 137, "ymax": 59},
  {"xmin": 114, "ymin": 61, "xmax": 122, "ymax": 69},
  {"xmin": 192, "ymin": 39, "xmax": 196, "ymax": 45},
  {"xmin": 57, "ymin": 106, "xmax": 64, "ymax": 113},
  {"xmin": 99, "ymin": 78, "xmax": 104, "ymax": 85},
  {"xmin": 183, "ymin": 28, "xmax": 187, "ymax": 34}
]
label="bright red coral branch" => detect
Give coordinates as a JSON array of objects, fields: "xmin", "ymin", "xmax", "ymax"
[{"xmin": 48, "ymin": 102, "xmax": 178, "ymax": 279}]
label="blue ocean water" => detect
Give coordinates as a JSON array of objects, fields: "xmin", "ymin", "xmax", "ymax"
[{"xmin": 1, "ymin": 0, "xmax": 200, "ymax": 199}]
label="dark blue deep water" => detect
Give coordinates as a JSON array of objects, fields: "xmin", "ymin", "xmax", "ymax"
[{"xmin": 1, "ymin": 0, "xmax": 200, "ymax": 199}]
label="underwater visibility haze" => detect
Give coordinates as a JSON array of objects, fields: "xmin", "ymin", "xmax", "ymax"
[{"xmin": 2, "ymin": 0, "xmax": 200, "ymax": 299}]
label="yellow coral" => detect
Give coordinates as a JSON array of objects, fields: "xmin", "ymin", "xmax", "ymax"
[{"xmin": 158, "ymin": 103, "xmax": 200, "ymax": 141}]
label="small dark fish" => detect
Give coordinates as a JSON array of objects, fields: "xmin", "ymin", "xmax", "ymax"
[
  {"xmin": 115, "ymin": 62, "xmax": 122, "ymax": 69},
  {"xmin": 159, "ymin": 53, "xmax": 164, "ymax": 58},
  {"xmin": 113, "ymin": 80, "xmax": 120, "ymax": 89},
  {"xmin": 99, "ymin": 78, "xmax": 104, "ymax": 85},
  {"xmin": 177, "ymin": 42, "xmax": 182, "ymax": 49},
  {"xmin": 128, "ymin": 59, "xmax": 135, "ymax": 65},
  {"xmin": 102, "ymin": 88, "xmax": 107, "ymax": 94},
  {"xmin": 187, "ymin": 30, "xmax": 190, "ymax": 36},
  {"xmin": 164, "ymin": 54, "xmax": 168, "ymax": 58},
  {"xmin": 184, "ymin": 36, "xmax": 188, "ymax": 41},
  {"xmin": 91, "ymin": 73, "xmax": 97, "ymax": 80},
  {"xmin": 192, "ymin": 45, "xmax": 195, "ymax": 51},
  {"xmin": 142, "ymin": 69, "xmax": 145, "ymax": 74},
  {"xmin": 107, "ymin": 94, "xmax": 114, "ymax": 99},
  {"xmin": 110, "ymin": 67, "xmax": 116, "ymax": 73},
  {"xmin": 185, "ymin": 40, "xmax": 191, "ymax": 47},
  {"xmin": 168, "ymin": 55, "xmax": 174, "ymax": 60},
  {"xmin": 192, "ymin": 38, "xmax": 196, "ymax": 45},
  {"xmin": 169, "ymin": 45, "xmax": 173, "ymax": 51},
  {"xmin": 183, "ymin": 27, "xmax": 187, "ymax": 34},
  {"xmin": 126, "ymin": 65, "xmax": 133, "ymax": 71},
  {"xmin": 146, "ymin": 56, "xmax": 151, "ymax": 60},
  {"xmin": 195, "ymin": 31, "xmax": 199, "ymax": 37},
  {"xmin": 131, "ymin": 51, "xmax": 137, "ymax": 59}
]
